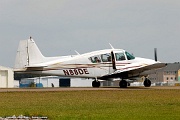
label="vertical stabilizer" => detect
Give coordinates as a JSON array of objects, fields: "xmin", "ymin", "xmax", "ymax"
[{"xmin": 14, "ymin": 38, "xmax": 45, "ymax": 69}]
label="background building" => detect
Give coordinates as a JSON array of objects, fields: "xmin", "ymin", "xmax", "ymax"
[
  {"xmin": 15, "ymin": 75, "xmax": 93, "ymax": 88},
  {"xmin": 149, "ymin": 63, "xmax": 180, "ymax": 86},
  {"xmin": 0, "ymin": 66, "xmax": 14, "ymax": 88}
]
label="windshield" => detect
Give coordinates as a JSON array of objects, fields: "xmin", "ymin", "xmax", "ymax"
[{"xmin": 125, "ymin": 51, "xmax": 135, "ymax": 60}]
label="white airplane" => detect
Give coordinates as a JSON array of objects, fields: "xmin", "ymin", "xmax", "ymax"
[{"xmin": 14, "ymin": 38, "xmax": 166, "ymax": 88}]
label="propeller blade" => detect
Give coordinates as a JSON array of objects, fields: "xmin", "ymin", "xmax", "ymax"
[
  {"xmin": 111, "ymin": 51, "xmax": 116, "ymax": 70},
  {"xmin": 154, "ymin": 48, "xmax": 157, "ymax": 61}
]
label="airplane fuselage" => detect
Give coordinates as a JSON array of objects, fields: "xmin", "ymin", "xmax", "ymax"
[
  {"xmin": 20, "ymin": 49, "xmax": 159, "ymax": 80},
  {"xmin": 14, "ymin": 39, "xmax": 166, "ymax": 88}
]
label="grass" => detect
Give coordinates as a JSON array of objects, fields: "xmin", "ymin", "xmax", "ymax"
[{"xmin": 0, "ymin": 89, "xmax": 180, "ymax": 120}]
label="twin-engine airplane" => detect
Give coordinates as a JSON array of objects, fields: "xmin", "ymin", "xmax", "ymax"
[{"xmin": 14, "ymin": 38, "xmax": 166, "ymax": 88}]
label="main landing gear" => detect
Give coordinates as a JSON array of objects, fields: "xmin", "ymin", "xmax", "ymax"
[
  {"xmin": 144, "ymin": 78, "xmax": 151, "ymax": 87},
  {"xmin": 119, "ymin": 80, "xmax": 129, "ymax": 88},
  {"xmin": 92, "ymin": 78, "xmax": 151, "ymax": 88},
  {"xmin": 92, "ymin": 80, "xmax": 100, "ymax": 87},
  {"xmin": 119, "ymin": 78, "xmax": 151, "ymax": 88}
]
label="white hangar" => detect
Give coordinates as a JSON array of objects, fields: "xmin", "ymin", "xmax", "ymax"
[{"xmin": 0, "ymin": 66, "xmax": 14, "ymax": 88}]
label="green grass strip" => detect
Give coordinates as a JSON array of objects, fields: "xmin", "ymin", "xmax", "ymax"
[{"xmin": 0, "ymin": 89, "xmax": 180, "ymax": 120}]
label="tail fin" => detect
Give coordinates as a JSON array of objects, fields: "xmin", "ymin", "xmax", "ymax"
[{"xmin": 14, "ymin": 38, "xmax": 45, "ymax": 69}]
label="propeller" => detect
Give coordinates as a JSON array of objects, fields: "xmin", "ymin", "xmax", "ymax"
[{"xmin": 154, "ymin": 48, "xmax": 157, "ymax": 61}]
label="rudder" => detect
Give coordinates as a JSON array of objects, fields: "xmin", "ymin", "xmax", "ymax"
[{"xmin": 14, "ymin": 38, "xmax": 45, "ymax": 69}]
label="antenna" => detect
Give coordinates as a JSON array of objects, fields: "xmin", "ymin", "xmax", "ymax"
[
  {"xmin": 75, "ymin": 50, "xmax": 80, "ymax": 55},
  {"xmin": 27, "ymin": 38, "xmax": 30, "ymax": 66},
  {"xmin": 109, "ymin": 43, "xmax": 115, "ymax": 49}
]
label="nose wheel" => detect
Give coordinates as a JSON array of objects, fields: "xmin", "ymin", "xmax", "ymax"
[{"xmin": 144, "ymin": 78, "xmax": 151, "ymax": 87}]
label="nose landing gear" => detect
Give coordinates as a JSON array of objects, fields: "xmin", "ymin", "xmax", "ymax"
[{"xmin": 144, "ymin": 78, "xmax": 151, "ymax": 87}]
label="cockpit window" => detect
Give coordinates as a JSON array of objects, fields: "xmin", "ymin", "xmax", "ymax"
[
  {"xmin": 101, "ymin": 53, "xmax": 111, "ymax": 62},
  {"xmin": 125, "ymin": 51, "xmax": 135, "ymax": 60},
  {"xmin": 89, "ymin": 55, "xmax": 101, "ymax": 63},
  {"xmin": 115, "ymin": 53, "xmax": 126, "ymax": 61}
]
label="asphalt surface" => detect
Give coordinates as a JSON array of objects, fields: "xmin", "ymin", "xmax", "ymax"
[{"xmin": 0, "ymin": 86, "xmax": 180, "ymax": 92}]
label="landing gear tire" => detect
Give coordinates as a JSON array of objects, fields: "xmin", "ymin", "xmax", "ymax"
[
  {"xmin": 144, "ymin": 78, "xmax": 151, "ymax": 87},
  {"xmin": 119, "ymin": 80, "xmax": 128, "ymax": 88},
  {"xmin": 92, "ymin": 81, "xmax": 100, "ymax": 87}
]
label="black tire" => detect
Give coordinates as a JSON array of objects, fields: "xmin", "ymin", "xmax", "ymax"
[
  {"xmin": 144, "ymin": 78, "xmax": 151, "ymax": 87},
  {"xmin": 92, "ymin": 81, "xmax": 96, "ymax": 87},
  {"xmin": 119, "ymin": 80, "xmax": 127, "ymax": 88},
  {"xmin": 92, "ymin": 81, "xmax": 100, "ymax": 87},
  {"xmin": 97, "ymin": 81, "xmax": 100, "ymax": 87}
]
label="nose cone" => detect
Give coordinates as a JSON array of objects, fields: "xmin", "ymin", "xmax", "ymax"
[{"xmin": 136, "ymin": 57, "xmax": 159, "ymax": 64}]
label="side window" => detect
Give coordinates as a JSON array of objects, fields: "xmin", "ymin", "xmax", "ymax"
[
  {"xmin": 115, "ymin": 53, "xmax": 126, "ymax": 61},
  {"xmin": 89, "ymin": 55, "xmax": 101, "ymax": 63},
  {"xmin": 101, "ymin": 53, "xmax": 111, "ymax": 62}
]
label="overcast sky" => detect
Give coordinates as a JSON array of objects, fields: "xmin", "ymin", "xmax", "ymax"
[{"xmin": 0, "ymin": 0, "xmax": 180, "ymax": 67}]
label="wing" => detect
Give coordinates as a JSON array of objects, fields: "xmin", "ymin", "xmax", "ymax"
[{"xmin": 99, "ymin": 63, "xmax": 166, "ymax": 80}]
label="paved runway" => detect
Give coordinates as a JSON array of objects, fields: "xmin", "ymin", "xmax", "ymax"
[{"xmin": 0, "ymin": 86, "xmax": 180, "ymax": 92}]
